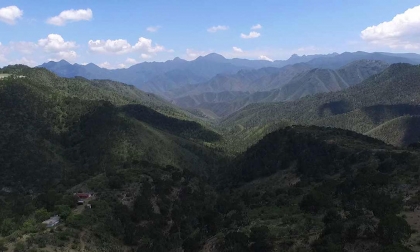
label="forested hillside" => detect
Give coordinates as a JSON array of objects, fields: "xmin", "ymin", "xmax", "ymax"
[
  {"xmin": 173, "ymin": 60, "xmax": 388, "ymax": 117},
  {"xmin": 223, "ymin": 63, "xmax": 420, "ymax": 150},
  {"xmin": 0, "ymin": 65, "xmax": 221, "ymax": 191},
  {"xmin": 2, "ymin": 65, "xmax": 420, "ymax": 252}
]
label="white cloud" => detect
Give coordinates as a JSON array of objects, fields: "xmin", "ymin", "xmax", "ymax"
[
  {"xmin": 207, "ymin": 25, "xmax": 229, "ymax": 33},
  {"xmin": 117, "ymin": 63, "xmax": 126, "ymax": 68},
  {"xmin": 0, "ymin": 43, "xmax": 7, "ymax": 62},
  {"xmin": 88, "ymin": 37, "xmax": 165, "ymax": 55},
  {"xmin": 88, "ymin": 39, "xmax": 132, "ymax": 54},
  {"xmin": 133, "ymin": 37, "xmax": 165, "ymax": 53},
  {"xmin": 99, "ymin": 61, "xmax": 113, "ymax": 69},
  {"xmin": 251, "ymin": 24, "xmax": 262, "ymax": 30},
  {"xmin": 240, "ymin": 31, "xmax": 260, "ymax": 39},
  {"xmin": 167, "ymin": 49, "xmax": 175, "ymax": 53},
  {"xmin": 56, "ymin": 50, "xmax": 78, "ymax": 60},
  {"xmin": 0, "ymin": 6, "xmax": 23, "ymax": 25},
  {"xmin": 233, "ymin": 46, "xmax": 243, "ymax": 53},
  {"xmin": 10, "ymin": 41, "xmax": 38, "ymax": 54},
  {"xmin": 361, "ymin": 5, "xmax": 420, "ymax": 49},
  {"xmin": 146, "ymin": 26, "xmax": 161, "ymax": 32},
  {"xmin": 0, "ymin": 42, "xmax": 9, "ymax": 54},
  {"xmin": 38, "ymin": 34, "xmax": 77, "ymax": 53},
  {"xmin": 125, "ymin": 58, "xmax": 138, "ymax": 64},
  {"xmin": 0, "ymin": 42, "xmax": 11, "ymax": 64},
  {"xmin": 259, "ymin": 55, "xmax": 273, "ymax": 61},
  {"xmin": 9, "ymin": 57, "xmax": 37, "ymax": 67},
  {"xmin": 47, "ymin": 8, "xmax": 92, "ymax": 26},
  {"xmin": 141, "ymin": 53, "xmax": 151, "ymax": 59},
  {"xmin": 37, "ymin": 34, "xmax": 78, "ymax": 62}
]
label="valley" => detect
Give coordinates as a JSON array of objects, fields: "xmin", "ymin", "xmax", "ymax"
[{"xmin": 2, "ymin": 52, "xmax": 420, "ymax": 252}]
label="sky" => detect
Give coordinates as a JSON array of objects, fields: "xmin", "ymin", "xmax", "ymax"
[{"xmin": 1, "ymin": 0, "xmax": 420, "ymax": 68}]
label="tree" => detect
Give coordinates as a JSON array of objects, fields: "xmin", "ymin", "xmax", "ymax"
[
  {"xmin": 377, "ymin": 215, "xmax": 411, "ymax": 245},
  {"xmin": 13, "ymin": 241, "xmax": 26, "ymax": 252},
  {"xmin": 55, "ymin": 205, "xmax": 72, "ymax": 220},
  {"xmin": 34, "ymin": 208, "xmax": 50, "ymax": 223},
  {"xmin": 249, "ymin": 226, "xmax": 272, "ymax": 252},
  {"xmin": 0, "ymin": 239, "xmax": 7, "ymax": 252},
  {"xmin": 299, "ymin": 192, "xmax": 332, "ymax": 214},
  {"xmin": 222, "ymin": 232, "xmax": 249, "ymax": 252},
  {"xmin": 0, "ymin": 218, "xmax": 16, "ymax": 236}
]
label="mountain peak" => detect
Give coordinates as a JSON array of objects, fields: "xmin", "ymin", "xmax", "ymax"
[
  {"xmin": 199, "ymin": 53, "xmax": 227, "ymax": 62},
  {"xmin": 57, "ymin": 59, "xmax": 71, "ymax": 65},
  {"xmin": 288, "ymin": 54, "xmax": 300, "ymax": 60}
]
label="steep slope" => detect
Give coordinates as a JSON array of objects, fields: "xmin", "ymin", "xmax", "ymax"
[
  {"xmin": 174, "ymin": 60, "xmax": 388, "ymax": 118},
  {"xmin": 0, "ymin": 66, "xmax": 221, "ymax": 191},
  {"xmin": 223, "ymin": 63, "xmax": 420, "ymax": 147},
  {"xmin": 263, "ymin": 59, "xmax": 389, "ymax": 101},
  {"xmin": 366, "ymin": 115, "xmax": 420, "ymax": 146},
  {"xmin": 4, "ymin": 125, "xmax": 420, "ymax": 252},
  {"xmin": 169, "ymin": 63, "xmax": 311, "ymax": 98},
  {"xmin": 214, "ymin": 126, "xmax": 420, "ymax": 252}
]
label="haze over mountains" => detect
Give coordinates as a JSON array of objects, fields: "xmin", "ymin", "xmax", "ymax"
[
  {"xmin": 3, "ymin": 57, "xmax": 420, "ymax": 252},
  {"xmin": 41, "ymin": 51, "xmax": 420, "ymax": 118}
]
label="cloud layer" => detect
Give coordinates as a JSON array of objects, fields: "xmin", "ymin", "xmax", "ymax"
[
  {"xmin": 259, "ymin": 55, "xmax": 273, "ymax": 61},
  {"xmin": 38, "ymin": 34, "xmax": 78, "ymax": 61},
  {"xmin": 47, "ymin": 8, "xmax": 93, "ymax": 26},
  {"xmin": 88, "ymin": 37, "xmax": 165, "ymax": 56},
  {"xmin": 207, "ymin": 25, "xmax": 229, "ymax": 33},
  {"xmin": 0, "ymin": 6, "xmax": 23, "ymax": 25},
  {"xmin": 233, "ymin": 46, "xmax": 243, "ymax": 53},
  {"xmin": 146, "ymin": 26, "xmax": 161, "ymax": 32},
  {"xmin": 361, "ymin": 5, "xmax": 420, "ymax": 49},
  {"xmin": 240, "ymin": 31, "xmax": 260, "ymax": 39},
  {"xmin": 251, "ymin": 24, "xmax": 262, "ymax": 30}
]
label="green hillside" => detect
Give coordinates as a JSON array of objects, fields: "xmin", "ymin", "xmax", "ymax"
[
  {"xmin": 0, "ymin": 66, "xmax": 222, "ymax": 191},
  {"xmin": 216, "ymin": 126, "xmax": 420, "ymax": 251},
  {"xmin": 3, "ymin": 65, "xmax": 420, "ymax": 252},
  {"xmin": 223, "ymin": 64, "xmax": 420, "ymax": 148},
  {"xmin": 366, "ymin": 116, "xmax": 420, "ymax": 146}
]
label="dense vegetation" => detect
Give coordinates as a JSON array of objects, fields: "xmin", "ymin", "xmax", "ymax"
[
  {"xmin": 223, "ymin": 64, "xmax": 420, "ymax": 151},
  {"xmin": 2, "ymin": 64, "xmax": 420, "ymax": 251},
  {"xmin": 172, "ymin": 60, "xmax": 389, "ymax": 118}
]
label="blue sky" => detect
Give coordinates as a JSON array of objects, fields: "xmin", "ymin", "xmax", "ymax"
[{"xmin": 1, "ymin": 0, "xmax": 420, "ymax": 68}]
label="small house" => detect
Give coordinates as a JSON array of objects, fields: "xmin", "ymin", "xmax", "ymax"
[
  {"xmin": 42, "ymin": 215, "xmax": 60, "ymax": 228},
  {"xmin": 75, "ymin": 193, "xmax": 91, "ymax": 199}
]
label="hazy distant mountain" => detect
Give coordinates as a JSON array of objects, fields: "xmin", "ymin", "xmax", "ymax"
[
  {"xmin": 168, "ymin": 63, "xmax": 312, "ymax": 98},
  {"xmin": 305, "ymin": 51, "xmax": 419, "ymax": 69},
  {"xmin": 173, "ymin": 60, "xmax": 389, "ymax": 117},
  {"xmin": 223, "ymin": 63, "xmax": 420, "ymax": 146},
  {"xmin": 40, "ymin": 51, "xmax": 420, "ymax": 97},
  {"xmin": 40, "ymin": 54, "xmax": 258, "ymax": 93}
]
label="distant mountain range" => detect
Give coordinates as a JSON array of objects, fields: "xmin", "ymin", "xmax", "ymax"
[
  {"xmin": 39, "ymin": 51, "xmax": 420, "ymax": 119},
  {"xmin": 40, "ymin": 51, "xmax": 420, "ymax": 95},
  {"xmin": 222, "ymin": 63, "xmax": 420, "ymax": 147},
  {"xmin": 172, "ymin": 60, "xmax": 390, "ymax": 117}
]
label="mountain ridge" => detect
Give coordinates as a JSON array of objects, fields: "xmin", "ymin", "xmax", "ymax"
[
  {"xmin": 173, "ymin": 60, "xmax": 389, "ymax": 117},
  {"xmin": 39, "ymin": 51, "xmax": 420, "ymax": 98}
]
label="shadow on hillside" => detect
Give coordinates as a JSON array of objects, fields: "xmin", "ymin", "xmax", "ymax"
[
  {"xmin": 318, "ymin": 100, "xmax": 352, "ymax": 117},
  {"xmin": 362, "ymin": 104, "xmax": 420, "ymax": 125},
  {"xmin": 122, "ymin": 104, "xmax": 221, "ymax": 142},
  {"xmin": 402, "ymin": 116, "xmax": 420, "ymax": 146}
]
